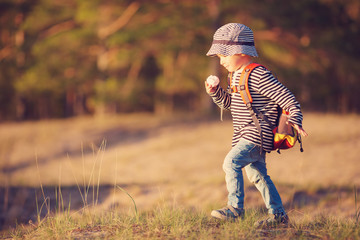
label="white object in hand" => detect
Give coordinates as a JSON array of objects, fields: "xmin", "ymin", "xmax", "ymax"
[{"xmin": 206, "ymin": 75, "xmax": 219, "ymax": 87}]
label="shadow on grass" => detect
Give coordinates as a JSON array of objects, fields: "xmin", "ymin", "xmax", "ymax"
[{"xmin": 0, "ymin": 184, "xmax": 119, "ymax": 231}]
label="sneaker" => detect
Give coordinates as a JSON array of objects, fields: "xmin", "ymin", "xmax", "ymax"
[
  {"xmin": 254, "ymin": 212, "xmax": 289, "ymax": 228},
  {"xmin": 211, "ymin": 206, "xmax": 245, "ymax": 221}
]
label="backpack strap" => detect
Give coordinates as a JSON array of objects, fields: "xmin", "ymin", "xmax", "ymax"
[
  {"xmin": 238, "ymin": 63, "xmax": 260, "ymax": 105},
  {"xmin": 238, "ymin": 63, "xmax": 267, "ymax": 153},
  {"xmin": 238, "ymin": 63, "xmax": 277, "ymax": 130}
]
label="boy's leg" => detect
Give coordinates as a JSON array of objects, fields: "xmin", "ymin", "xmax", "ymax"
[
  {"xmin": 244, "ymin": 161, "xmax": 286, "ymax": 215},
  {"xmin": 211, "ymin": 139, "xmax": 259, "ymax": 220},
  {"xmin": 222, "ymin": 139, "xmax": 262, "ymax": 209}
]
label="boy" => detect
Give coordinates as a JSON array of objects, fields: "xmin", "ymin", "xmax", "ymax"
[{"xmin": 205, "ymin": 23, "xmax": 308, "ymax": 226}]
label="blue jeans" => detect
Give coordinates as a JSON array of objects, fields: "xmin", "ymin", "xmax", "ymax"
[{"xmin": 222, "ymin": 138, "xmax": 285, "ymax": 214}]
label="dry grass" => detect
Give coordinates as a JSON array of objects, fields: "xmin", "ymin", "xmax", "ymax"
[{"xmin": 0, "ymin": 112, "xmax": 360, "ymax": 237}]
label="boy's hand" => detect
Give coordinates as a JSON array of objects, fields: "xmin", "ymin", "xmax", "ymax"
[
  {"xmin": 205, "ymin": 75, "xmax": 219, "ymax": 94},
  {"xmin": 288, "ymin": 122, "xmax": 308, "ymax": 137},
  {"xmin": 205, "ymin": 81, "xmax": 218, "ymax": 94}
]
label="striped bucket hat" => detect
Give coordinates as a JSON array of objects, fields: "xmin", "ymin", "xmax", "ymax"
[{"xmin": 206, "ymin": 23, "xmax": 258, "ymax": 57}]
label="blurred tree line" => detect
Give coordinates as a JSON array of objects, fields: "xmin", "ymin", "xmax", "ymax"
[{"xmin": 0, "ymin": 0, "xmax": 359, "ymax": 121}]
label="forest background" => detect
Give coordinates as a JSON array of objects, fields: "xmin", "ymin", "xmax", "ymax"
[{"xmin": 1, "ymin": 0, "xmax": 360, "ymax": 121}]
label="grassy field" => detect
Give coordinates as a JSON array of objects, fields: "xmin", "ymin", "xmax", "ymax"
[{"xmin": 0, "ymin": 112, "xmax": 360, "ymax": 239}]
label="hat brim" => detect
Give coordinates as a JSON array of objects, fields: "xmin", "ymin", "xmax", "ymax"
[{"xmin": 206, "ymin": 43, "xmax": 258, "ymax": 57}]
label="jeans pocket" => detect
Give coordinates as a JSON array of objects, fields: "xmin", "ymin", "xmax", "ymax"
[{"xmin": 249, "ymin": 144, "xmax": 262, "ymax": 160}]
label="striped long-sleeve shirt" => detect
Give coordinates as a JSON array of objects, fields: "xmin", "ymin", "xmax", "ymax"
[{"xmin": 209, "ymin": 65, "xmax": 303, "ymax": 152}]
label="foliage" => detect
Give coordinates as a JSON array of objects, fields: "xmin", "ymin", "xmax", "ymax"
[{"xmin": 0, "ymin": 0, "xmax": 359, "ymax": 120}]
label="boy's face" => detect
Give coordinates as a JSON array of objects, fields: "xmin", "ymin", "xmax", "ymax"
[{"xmin": 217, "ymin": 54, "xmax": 251, "ymax": 72}]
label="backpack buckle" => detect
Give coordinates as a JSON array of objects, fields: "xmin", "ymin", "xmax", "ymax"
[{"xmin": 246, "ymin": 102, "xmax": 252, "ymax": 109}]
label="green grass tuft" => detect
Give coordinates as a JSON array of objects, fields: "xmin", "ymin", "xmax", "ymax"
[{"xmin": 4, "ymin": 205, "xmax": 360, "ymax": 239}]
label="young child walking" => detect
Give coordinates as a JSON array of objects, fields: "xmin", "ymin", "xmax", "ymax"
[{"xmin": 205, "ymin": 23, "xmax": 308, "ymax": 226}]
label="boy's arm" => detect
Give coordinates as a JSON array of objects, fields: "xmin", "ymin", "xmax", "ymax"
[
  {"xmin": 257, "ymin": 69, "xmax": 308, "ymax": 137},
  {"xmin": 204, "ymin": 81, "xmax": 231, "ymax": 110}
]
